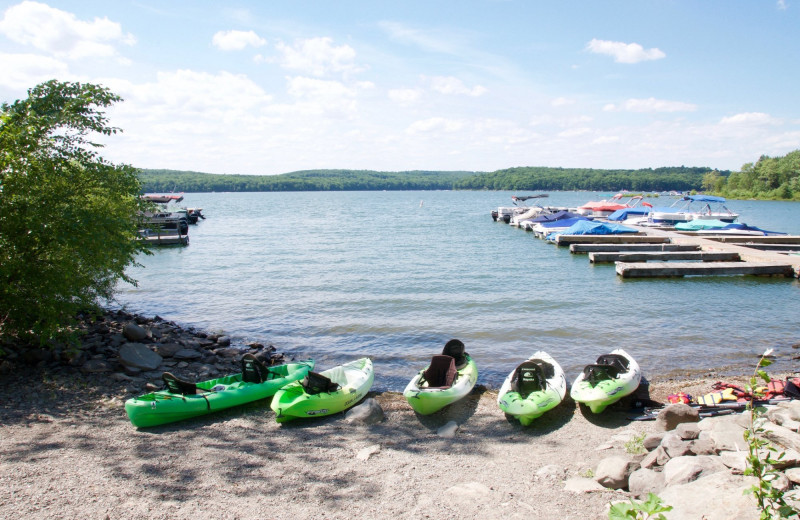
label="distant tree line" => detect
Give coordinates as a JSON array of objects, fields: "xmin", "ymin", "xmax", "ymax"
[
  {"xmin": 703, "ymin": 149, "xmax": 800, "ymax": 200},
  {"xmin": 139, "ymin": 169, "xmax": 476, "ymax": 192},
  {"xmin": 139, "ymin": 166, "xmax": 723, "ymax": 194},
  {"xmin": 451, "ymin": 166, "xmax": 718, "ymax": 192}
]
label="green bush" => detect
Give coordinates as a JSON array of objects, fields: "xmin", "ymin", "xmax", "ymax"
[{"xmin": 0, "ymin": 80, "xmax": 148, "ymax": 346}]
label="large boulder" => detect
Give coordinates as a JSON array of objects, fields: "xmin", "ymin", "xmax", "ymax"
[
  {"xmin": 122, "ymin": 322, "xmax": 148, "ymax": 341},
  {"xmin": 119, "ymin": 343, "xmax": 162, "ymax": 371},
  {"xmin": 595, "ymin": 456, "xmax": 640, "ymax": 490},
  {"xmin": 663, "ymin": 455, "xmax": 726, "ymax": 486},
  {"xmin": 628, "ymin": 468, "xmax": 665, "ymax": 498},
  {"xmin": 659, "ymin": 472, "xmax": 759, "ymax": 520},
  {"xmin": 656, "ymin": 403, "xmax": 699, "ymax": 431}
]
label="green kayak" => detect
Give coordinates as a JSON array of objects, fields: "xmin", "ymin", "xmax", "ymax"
[
  {"xmin": 125, "ymin": 356, "xmax": 314, "ymax": 428},
  {"xmin": 570, "ymin": 348, "xmax": 641, "ymax": 414},
  {"xmin": 270, "ymin": 357, "xmax": 374, "ymax": 423},
  {"xmin": 403, "ymin": 340, "xmax": 478, "ymax": 415}
]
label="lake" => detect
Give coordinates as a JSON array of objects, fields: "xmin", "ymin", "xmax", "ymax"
[{"xmin": 115, "ymin": 191, "xmax": 800, "ymax": 391}]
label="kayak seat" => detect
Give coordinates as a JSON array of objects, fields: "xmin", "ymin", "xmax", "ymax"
[
  {"xmin": 162, "ymin": 372, "xmax": 199, "ymax": 395},
  {"xmin": 583, "ymin": 364, "xmax": 619, "ymax": 386},
  {"xmin": 301, "ymin": 371, "xmax": 340, "ymax": 395},
  {"xmin": 442, "ymin": 339, "xmax": 468, "ymax": 369},
  {"xmin": 242, "ymin": 353, "xmax": 276, "ymax": 384},
  {"xmin": 422, "ymin": 355, "xmax": 457, "ymax": 389},
  {"xmin": 512, "ymin": 361, "xmax": 546, "ymax": 398},
  {"xmin": 595, "ymin": 354, "xmax": 629, "ymax": 374}
]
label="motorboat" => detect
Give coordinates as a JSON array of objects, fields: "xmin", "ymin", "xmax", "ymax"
[
  {"xmin": 649, "ymin": 195, "xmax": 738, "ymax": 225},
  {"xmin": 577, "ymin": 193, "xmax": 643, "ymax": 218},
  {"xmin": 675, "ymin": 219, "xmax": 786, "ymax": 236},
  {"xmin": 142, "ymin": 193, "xmax": 184, "ymax": 203}
]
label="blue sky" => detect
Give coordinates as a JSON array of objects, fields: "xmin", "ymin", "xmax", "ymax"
[{"xmin": 0, "ymin": 1, "xmax": 797, "ymax": 175}]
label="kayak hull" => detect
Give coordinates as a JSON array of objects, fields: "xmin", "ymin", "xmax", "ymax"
[
  {"xmin": 270, "ymin": 358, "xmax": 374, "ymax": 423},
  {"xmin": 570, "ymin": 349, "xmax": 641, "ymax": 414},
  {"xmin": 497, "ymin": 351, "xmax": 567, "ymax": 425},
  {"xmin": 403, "ymin": 355, "xmax": 478, "ymax": 415},
  {"xmin": 124, "ymin": 360, "xmax": 314, "ymax": 428}
]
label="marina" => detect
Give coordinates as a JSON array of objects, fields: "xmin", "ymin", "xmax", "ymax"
[
  {"xmin": 494, "ymin": 193, "xmax": 800, "ymax": 279},
  {"xmin": 116, "ymin": 191, "xmax": 800, "ymax": 391}
]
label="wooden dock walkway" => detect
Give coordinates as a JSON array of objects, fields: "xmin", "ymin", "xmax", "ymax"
[
  {"xmin": 616, "ymin": 261, "xmax": 795, "ymax": 278},
  {"xmin": 570, "ymin": 243, "xmax": 700, "ymax": 254},
  {"xmin": 589, "ymin": 251, "xmax": 741, "ymax": 263},
  {"xmin": 608, "ymin": 227, "xmax": 800, "ymax": 278}
]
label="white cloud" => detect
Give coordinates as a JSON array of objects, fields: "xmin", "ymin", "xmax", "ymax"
[
  {"xmin": 586, "ymin": 38, "xmax": 665, "ymax": 64},
  {"xmin": 558, "ymin": 127, "xmax": 591, "ymax": 138},
  {"xmin": 593, "ymin": 135, "xmax": 621, "ymax": 145},
  {"xmin": 720, "ymin": 112, "xmax": 777, "ymax": 125},
  {"xmin": 388, "ymin": 88, "xmax": 423, "ymax": 105},
  {"xmin": 778, "ymin": 0, "xmax": 788, "ymax": 9},
  {"xmin": 212, "ymin": 30, "xmax": 266, "ymax": 51},
  {"xmin": 604, "ymin": 97, "xmax": 697, "ymax": 113},
  {"xmin": 0, "ymin": 52, "xmax": 69, "ymax": 89},
  {"xmin": 551, "ymin": 97, "xmax": 575, "ymax": 107},
  {"xmin": 406, "ymin": 117, "xmax": 466, "ymax": 134},
  {"xmin": 429, "ymin": 76, "xmax": 487, "ymax": 97},
  {"xmin": 275, "ymin": 37, "xmax": 361, "ymax": 77},
  {"xmin": 0, "ymin": 1, "xmax": 135, "ymax": 60}
]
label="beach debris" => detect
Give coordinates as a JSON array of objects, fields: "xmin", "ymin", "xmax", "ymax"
[{"xmin": 356, "ymin": 444, "xmax": 381, "ymax": 461}]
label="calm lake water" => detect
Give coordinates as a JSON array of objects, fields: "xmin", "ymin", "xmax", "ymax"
[{"xmin": 115, "ymin": 191, "xmax": 800, "ymax": 391}]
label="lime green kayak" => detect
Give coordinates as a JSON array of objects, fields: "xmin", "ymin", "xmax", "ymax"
[
  {"xmin": 403, "ymin": 340, "xmax": 477, "ymax": 415},
  {"xmin": 270, "ymin": 357, "xmax": 374, "ymax": 423},
  {"xmin": 497, "ymin": 351, "xmax": 567, "ymax": 425},
  {"xmin": 125, "ymin": 358, "xmax": 314, "ymax": 428},
  {"xmin": 570, "ymin": 349, "xmax": 641, "ymax": 414}
]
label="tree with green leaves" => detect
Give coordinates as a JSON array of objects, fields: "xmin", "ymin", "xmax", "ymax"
[{"xmin": 0, "ymin": 80, "xmax": 148, "ymax": 346}]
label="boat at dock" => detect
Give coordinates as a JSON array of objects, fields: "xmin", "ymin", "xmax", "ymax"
[
  {"xmin": 577, "ymin": 193, "xmax": 643, "ymax": 218},
  {"xmin": 649, "ymin": 195, "xmax": 739, "ymax": 225}
]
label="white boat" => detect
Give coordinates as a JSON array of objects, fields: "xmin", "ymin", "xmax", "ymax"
[{"xmin": 649, "ymin": 195, "xmax": 738, "ymax": 225}]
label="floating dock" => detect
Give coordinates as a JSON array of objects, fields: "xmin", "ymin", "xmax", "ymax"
[{"xmin": 548, "ymin": 226, "xmax": 800, "ymax": 278}]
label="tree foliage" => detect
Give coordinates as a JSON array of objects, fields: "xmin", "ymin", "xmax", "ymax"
[
  {"xmin": 139, "ymin": 166, "xmax": 719, "ymax": 194},
  {"xmin": 0, "ymin": 80, "xmax": 148, "ymax": 344},
  {"xmin": 713, "ymin": 150, "xmax": 800, "ymax": 200}
]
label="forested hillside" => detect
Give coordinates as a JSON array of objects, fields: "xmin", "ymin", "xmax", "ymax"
[
  {"xmin": 139, "ymin": 169, "xmax": 476, "ymax": 192},
  {"xmin": 139, "ymin": 166, "xmax": 718, "ymax": 193},
  {"xmin": 452, "ymin": 166, "xmax": 717, "ymax": 192},
  {"xmin": 704, "ymin": 149, "xmax": 800, "ymax": 200}
]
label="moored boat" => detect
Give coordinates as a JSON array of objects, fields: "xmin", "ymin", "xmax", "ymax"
[
  {"xmin": 403, "ymin": 339, "xmax": 478, "ymax": 415},
  {"xmin": 270, "ymin": 357, "xmax": 374, "ymax": 422},
  {"xmin": 570, "ymin": 349, "xmax": 641, "ymax": 414},
  {"xmin": 124, "ymin": 356, "xmax": 314, "ymax": 427},
  {"xmin": 497, "ymin": 351, "xmax": 567, "ymax": 425}
]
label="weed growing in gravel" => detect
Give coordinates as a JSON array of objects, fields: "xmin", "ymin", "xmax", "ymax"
[
  {"xmin": 743, "ymin": 349, "xmax": 796, "ymax": 519},
  {"xmin": 624, "ymin": 432, "xmax": 647, "ymax": 455}
]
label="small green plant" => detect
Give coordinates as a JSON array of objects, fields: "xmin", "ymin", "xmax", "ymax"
[
  {"xmin": 581, "ymin": 468, "xmax": 594, "ymax": 478},
  {"xmin": 624, "ymin": 432, "xmax": 647, "ymax": 455},
  {"xmin": 608, "ymin": 493, "xmax": 672, "ymax": 520},
  {"xmin": 743, "ymin": 349, "xmax": 796, "ymax": 518}
]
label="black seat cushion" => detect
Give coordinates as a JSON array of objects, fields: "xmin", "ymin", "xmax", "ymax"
[
  {"xmin": 242, "ymin": 353, "xmax": 273, "ymax": 383},
  {"xmin": 442, "ymin": 339, "xmax": 468, "ymax": 369},
  {"xmin": 595, "ymin": 354, "xmax": 629, "ymax": 373},
  {"xmin": 423, "ymin": 355, "xmax": 457, "ymax": 388},
  {"xmin": 583, "ymin": 364, "xmax": 619, "ymax": 386},
  {"xmin": 162, "ymin": 372, "xmax": 197, "ymax": 395},
  {"xmin": 301, "ymin": 371, "xmax": 340, "ymax": 395},
  {"xmin": 512, "ymin": 361, "xmax": 547, "ymax": 398}
]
